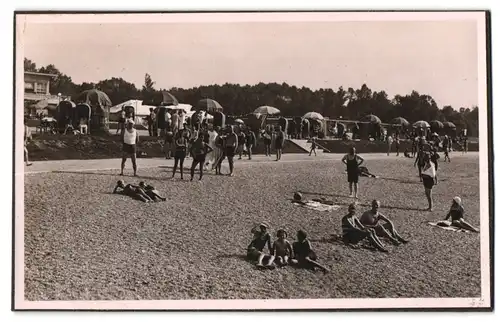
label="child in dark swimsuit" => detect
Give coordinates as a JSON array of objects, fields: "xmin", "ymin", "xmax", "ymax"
[
  {"xmin": 113, "ymin": 180, "xmax": 152, "ymax": 203},
  {"xmin": 247, "ymin": 223, "xmax": 275, "ymax": 268},
  {"xmin": 291, "ymin": 230, "xmax": 330, "ymax": 272}
]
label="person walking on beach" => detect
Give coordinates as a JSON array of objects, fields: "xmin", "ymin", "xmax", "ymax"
[
  {"xmin": 189, "ymin": 135, "xmax": 213, "ymax": 181},
  {"xmin": 172, "ymin": 130, "xmax": 188, "ymax": 180},
  {"xmin": 421, "ymin": 153, "xmax": 437, "ymax": 211},
  {"xmin": 386, "ymin": 134, "xmax": 393, "ymax": 156},
  {"xmin": 245, "ymin": 129, "xmax": 256, "ymax": 160},
  {"xmin": 309, "ymin": 137, "xmax": 317, "ymax": 156},
  {"xmin": 24, "ymin": 119, "xmax": 33, "ymax": 166},
  {"xmin": 275, "ymin": 126, "xmax": 285, "ymax": 161},
  {"xmin": 217, "ymin": 126, "xmax": 238, "ymax": 176},
  {"xmin": 341, "ymin": 147, "xmax": 364, "ymax": 199},
  {"xmin": 120, "ymin": 120, "xmax": 139, "ymax": 176},
  {"xmin": 262, "ymin": 130, "xmax": 272, "ymax": 156}
]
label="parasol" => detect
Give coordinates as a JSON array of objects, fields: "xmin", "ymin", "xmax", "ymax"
[
  {"xmin": 303, "ymin": 112, "xmax": 324, "ymax": 120},
  {"xmin": 253, "ymin": 105, "xmax": 280, "ymax": 115},
  {"xmin": 234, "ymin": 119, "xmax": 244, "ymax": 124},
  {"xmin": 361, "ymin": 114, "xmax": 382, "ymax": 124},
  {"xmin": 391, "ymin": 117, "xmax": 410, "ymax": 127},
  {"xmin": 429, "ymin": 120, "xmax": 444, "ymax": 129},
  {"xmin": 197, "ymin": 99, "xmax": 223, "ymax": 113},
  {"xmin": 443, "ymin": 121, "xmax": 456, "ymax": 129},
  {"xmin": 413, "ymin": 120, "xmax": 431, "ymax": 128},
  {"xmin": 73, "ymin": 89, "xmax": 112, "ymax": 107}
]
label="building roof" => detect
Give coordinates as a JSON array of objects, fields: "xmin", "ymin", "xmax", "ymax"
[{"xmin": 24, "ymin": 71, "xmax": 57, "ymax": 78}]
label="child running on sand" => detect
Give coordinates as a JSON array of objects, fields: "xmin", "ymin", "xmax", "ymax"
[
  {"xmin": 113, "ymin": 180, "xmax": 152, "ymax": 203},
  {"xmin": 138, "ymin": 182, "xmax": 166, "ymax": 202},
  {"xmin": 247, "ymin": 223, "xmax": 275, "ymax": 269},
  {"xmin": 272, "ymin": 229, "xmax": 293, "ymax": 267}
]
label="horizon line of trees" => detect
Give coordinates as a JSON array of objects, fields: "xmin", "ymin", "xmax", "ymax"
[{"xmin": 24, "ymin": 58, "xmax": 479, "ymax": 135}]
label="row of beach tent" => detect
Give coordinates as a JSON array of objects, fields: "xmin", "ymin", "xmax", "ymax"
[{"xmin": 50, "ymin": 89, "xmax": 458, "ymax": 131}]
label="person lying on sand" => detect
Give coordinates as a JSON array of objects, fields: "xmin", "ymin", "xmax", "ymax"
[
  {"xmin": 291, "ymin": 230, "xmax": 330, "ymax": 273},
  {"xmin": 138, "ymin": 182, "xmax": 166, "ymax": 202},
  {"xmin": 342, "ymin": 203, "xmax": 388, "ymax": 252},
  {"xmin": 247, "ymin": 223, "xmax": 275, "ymax": 269},
  {"xmin": 359, "ymin": 200, "xmax": 409, "ymax": 245},
  {"xmin": 358, "ymin": 166, "xmax": 379, "ymax": 178},
  {"xmin": 113, "ymin": 180, "xmax": 153, "ymax": 203},
  {"xmin": 272, "ymin": 229, "xmax": 293, "ymax": 267},
  {"xmin": 443, "ymin": 197, "xmax": 479, "ymax": 233}
]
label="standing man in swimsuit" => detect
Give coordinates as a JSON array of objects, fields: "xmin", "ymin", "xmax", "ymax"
[
  {"xmin": 120, "ymin": 120, "xmax": 139, "ymax": 176},
  {"xmin": 341, "ymin": 147, "xmax": 364, "ymax": 199},
  {"xmin": 218, "ymin": 125, "xmax": 238, "ymax": 176},
  {"xmin": 275, "ymin": 126, "xmax": 285, "ymax": 161}
]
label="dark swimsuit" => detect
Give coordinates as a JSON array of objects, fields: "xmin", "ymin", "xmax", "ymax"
[{"xmin": 346, "ymin": 155, "xmax": 360, "ymax": 183}]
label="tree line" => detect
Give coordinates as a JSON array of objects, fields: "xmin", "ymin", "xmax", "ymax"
[{"xmin": 24, "ymin": 58, "xmax": 479, "ymax": 136}]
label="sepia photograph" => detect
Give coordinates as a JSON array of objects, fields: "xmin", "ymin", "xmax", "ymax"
[{"xmin": 13, "ymin": 11, "xmax": 492, "ymax": 311}]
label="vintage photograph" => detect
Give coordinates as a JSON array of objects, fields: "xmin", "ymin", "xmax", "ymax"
[{"xmin": 14, "ymin": 11, "xmax": 491, "ymax": 310}]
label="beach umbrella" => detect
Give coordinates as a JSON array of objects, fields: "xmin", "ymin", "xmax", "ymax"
[
  {"xmin": 253, "ymin": 105, "xmax": 280, "ymax": 115},
  {"xmin": 391, "ymin": 117, "xmax": 410, "ymax": 127},
  {"xmin": 443, "ymin": 121, "xmax": 456, "ymax": 129},
  {"xmin": 303, "ymin": 112, "xmax": 324, "ymax": 120},
  {"xmin": 361, "ymin": 114, "xmax": 382, "ymax": 124},
  {"xmin": 73, "ymin": 89, "xmax": 112, "ymax": 107},
  {"xmin": 429, "ymin": 120, "xmax": 444, "ymax": 129},
  {"xmin": 197, "ymin": 98, "xmax": 223, "ymax": 113},
  {"xmin": 234, "ymin": 118, "xmax": 244, "ymax": 124},
  {"xmin": 413, "ymin": 120, "xmax": 431, "ymax": 128}
]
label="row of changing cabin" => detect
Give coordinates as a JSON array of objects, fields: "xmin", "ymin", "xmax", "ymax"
[{"xmin": 57, "ymin": 103, "xmax": 454, "ymax": 139}]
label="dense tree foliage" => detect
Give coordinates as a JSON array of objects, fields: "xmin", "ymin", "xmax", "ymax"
[{"xmin": 24, "ymin": 58, "xmax": 479, "ymax": 135}]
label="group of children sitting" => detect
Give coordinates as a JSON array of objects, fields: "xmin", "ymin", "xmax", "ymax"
[
  {"xmin": 247, "ymin": 223, "xmax": 330, "ymax": 272},
  {"xmin": 112, "ymin": 180, "xmax": 166, "ymax": 203}
]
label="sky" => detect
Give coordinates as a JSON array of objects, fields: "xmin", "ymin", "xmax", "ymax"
[{"xmin": 21, "ymin": 19, "xmax": 479, "ymax": 108}]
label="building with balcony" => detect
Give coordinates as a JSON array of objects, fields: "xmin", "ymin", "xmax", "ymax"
[{"xmin": 24, "ymin": 71, "xmax": 64, "ymax": 116}]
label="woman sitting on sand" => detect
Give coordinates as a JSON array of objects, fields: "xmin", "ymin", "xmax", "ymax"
[
  {"xmin": 443, "ymin": 197, "xmax": 479, "ymax": 232},
  {"xmin": 113, "ymin": 180, "xmax": 153, "ymax": 203},
  {"xmin": 138, "ymin": 182, "xmax": 166, "ymax": 202},
  {"xmin": 341, "ymin": 203, "xmax": 388, "ymax": 252}
]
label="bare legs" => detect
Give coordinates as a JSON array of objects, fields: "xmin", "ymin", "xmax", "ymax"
[
  {"xmin": 172, "ymin": 155, "xmax": 185, "ymax": 179},
  {"xmin": 375, "ymin": 224, "xmax": 409, "ymax": 244},
  {"xmin": 349, "ymin": 182, "xmax": 358, "ymax": 198},
  {"xmin": 190, "ymin": 158, "xmax": 205, "ymax": 181},
  {"xmin": 366, "ymin": 229, "xmax": 389, "ymax": 252},
  {"xmin": 120, "ymin": 154, "xmax": 137, "ymax": 176},
  {"xmin": 453, "ymin": 219, "xmax": 479, "ymax": 233},
  {"xmin": 309, "ymin": 148, "xmax": 316, "ymax": 156},
  {"xmin": 24, "ymin": 147, "xmax": 32, "ymax": 166},
  {"xmin": 425, "ymin": 187, "xmax": 433, "ymax": 211}
]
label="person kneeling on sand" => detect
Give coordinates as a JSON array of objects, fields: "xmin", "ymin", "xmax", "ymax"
[
  {"xmin": 247, "ymin": 223, "xmax": 275, "ymax": 269},
  {"xmin": 359, "ymin": 200, "xmax": 409, "ymax": 245},
  {"xmin": 272, "ymin": 229, "xmax": 293, "ymax": 267},
  {"xmin": 113, "ymin": 180, "xmax": 153, "ymax": 203},
  {"xmin": 138, "ymin": 182, "xmax": 166, "ymax": 202},
  {"xmin": 291, "ymin": 230, "xmax": 330, "ymax": 272},
  {"xmin": 341, "ymin": 203, "xmax": 388, "ymax": 252},
  {"xmin": 443, "ymin": 197, "xmax": 479, "ymax": 232}
]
